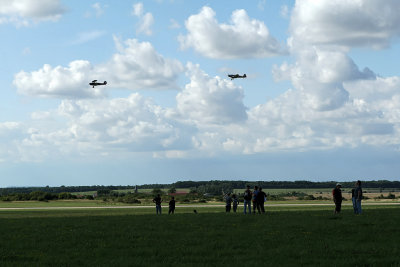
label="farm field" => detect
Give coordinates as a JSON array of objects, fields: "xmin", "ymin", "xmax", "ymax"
[{"xmin": 0, "ymin": 205, "xmax": 399, "ymax": 266}]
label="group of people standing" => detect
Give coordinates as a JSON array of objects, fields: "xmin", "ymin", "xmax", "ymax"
[
  {"xmin": 225, "ymin": 185, "xmax": 267, "ymax": 214},
  {"xmin": 332, "ymin": 180, "xmax": 363, "ymax": 215},
  {"xmin": 153, "ymin": 182, "xmax": 363, "ymax": 215},
  {"xmin": 152, "ymin": 194, "xmax": 176, "ymax": 215}
]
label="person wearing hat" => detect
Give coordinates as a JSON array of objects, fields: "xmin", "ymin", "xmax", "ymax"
[{"xmin": 332, "ymin": 183, "xmax": 343, "ymax": 214}]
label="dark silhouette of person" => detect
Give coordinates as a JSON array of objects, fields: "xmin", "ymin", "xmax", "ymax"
[
  {"xmin": 232, "ymin": 194, "xmax": 239, "ymax": 212},
  {"xmin": 243, "ymin": 185, "xmax": 252, "ymax": 214},
  {"xmin": 256, "ymin": 187, "xmax": 267, "ymax": 214},
  {"xmin": 153, "ymin": 194, "xmax": 162, "ymax": 215},
  {"xmin": 168, "ymin": 196, "xmax": 176, "ymax": 214},
  {"xmin": 252, "ymin": 186, "xmax": 259, "ymax": 214},
  {"xmin": 225, "ymin": 193, "xmax": 233, "ymax": 212},
  {"xmin": 332, "ymin": 183, "xmax": 343, "ymax": 214},
  {"xmin": 354, "ymin": 180, "xmax": 363, "ymax": 214}
]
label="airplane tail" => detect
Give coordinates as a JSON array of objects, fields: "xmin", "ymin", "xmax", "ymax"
[
  {"xmin": 104, "ymin": 81, "xmax": 107, "ymax": 85},
  {"xmin": 243, "ymin": 74, "xmax": 247, "ymax": 77}
]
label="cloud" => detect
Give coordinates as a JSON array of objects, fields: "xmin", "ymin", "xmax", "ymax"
[
  {"xmin": 169, "ymin": 19, "xmax": 180, "ymax": 29},
  {"xmin": 14, "ymin": 60, "xmax": 103, "ymax": 98},
  {"xmin": 290, "ymin": 0, "xmax": 400, "ymax": 49},
  {"xmin": 273, "ymin": 47, "xmax": 377, "ymax": 111},
  {"xmin": 0, "ymin": 0, "xmax": 66, "ymax": 26},
  {"xmin": 274, "ymin": 1, "xmax": 385, "ymax": 112},
  {"xmin": 70, "ymin": 30, "xmax": 106, "ymax": 45},
  {"xmin": 100, "ymin": 37, "xmax": 183, "ymax": 90},
  {"xmin": 176, "ymin": 63, "xmax": 248, "ymax": 125},
  {"xmin": 132, "ymin": 2, "xmax": 154, "ymax": 36},
  {"xmin": 13, "ymin": 37, "xmax": 184, "ymax": 98},
  {"xmin": 92, "ymin": 3, "xmax": 106, "ymax": 17},
  {"xmin": 55, "ymin": 93, "xmax": 195, "ymax": 155},
  {"xmin": 6, "ymin": 1, "xmax": 400, "ymax": 164},
  {"xmin": 280, "ymin": 5, "xmax": 289, "ymax": 18},
  {"xmin": 179, "ymin": 6, "xmax": 285, "ymax": 59}
]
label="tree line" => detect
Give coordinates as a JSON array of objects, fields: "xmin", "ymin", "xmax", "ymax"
[{"xmin": 1, "ymin": 180, "xmax": 399, "ymax": 196}]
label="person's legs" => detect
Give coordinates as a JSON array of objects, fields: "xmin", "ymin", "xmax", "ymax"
[
  {"xmin": 244, "ymin": 200, "xmax": 251, "ymax": 214},
  {"xmin": 335, "ymin": 202, "xmax": 341, "ymax": 214},
  {"xmin": 260, "ymin": 203, "xmax": 265, "ymax": 213},
  {"xmin": 233, "ymin": 205, "xmax": 237, "ymax": 212},
  {"xmin": 252, "ymin": 201, "xmax": 257, "ymax": 213},
  {"xmin": 352, "ymin": 197, "xmax": 357, "ymax": 214},
  {"xmin": 356, "ymin": 200, "xmax": 362, "ymax": 214},
  {"xmin": 243, "ymin": 200, "xmax": 247, "ymax": 214}
]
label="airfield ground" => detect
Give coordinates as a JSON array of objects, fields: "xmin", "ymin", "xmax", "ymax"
[{"xmin": 0, "ymin": 202, "xmax": 399, "ymax": 266}]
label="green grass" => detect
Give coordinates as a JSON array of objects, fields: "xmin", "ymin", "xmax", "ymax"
[{"xmin": 0, "ymin": 205, "xmax": 399, "ymax": 266}]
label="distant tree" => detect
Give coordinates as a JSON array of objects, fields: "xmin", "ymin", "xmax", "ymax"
[
  {"xmin": 168, "ymin": 187, "xmax": 176, "ymax": 194},
  {"xmin": 97, "ymin": 189, "xmax": 111, "ymax": 196},
  {"xmin": 152, "ymin": 188, "xmax": 163, "ymax": 195}
]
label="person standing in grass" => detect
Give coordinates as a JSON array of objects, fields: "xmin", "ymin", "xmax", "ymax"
[
  {"xmin": 351, "ymin": 184, "xmax": 357, "ymax": 214},
  {"xmin": 225, "ymin": 193, "xmax": 233, "ymax": 212},
  {"xmin": 243, "ymin": 185, "xmax": 252, "ymax": 214},
  {"xmin": 252, "ymin": 186, "xmax": 259, "ymax": 214},
  {"xmin": 256, "ymin": 187, "xmax": 267, "ymax": 214},
  {"xmin": 354, "ymin": 180, "xmax": 363, "ymax": 214},
  {"xmin": 168, "ymin": 196, "xmax": 176, "ymax": 214},
  {"xmin": 153, "ymin": 194, "xmax": 162, "ymax": 215},
  {"xmin": 332, "ymin": 183, "xmax": 343, "ymax": 214},
  {"xmin": 232, "ymin": 194, "xmax": 239, "ymax": 213}
]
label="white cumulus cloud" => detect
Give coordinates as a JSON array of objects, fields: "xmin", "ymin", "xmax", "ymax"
[
  {"xmin": 176, "ymin": 63, "xmax": 248, "ymax": 125},
  {"xmin": 290, "ymin": 0, "xmax": 400, "ymax": 49},
  {"xmin": 132, "ymin": 2, "xmax": 154, "ymax": 36},
  {"xmin": 0, "ymin": 0, "xmax": 66, "ymax": 26},
  {"xmin": 14, "ymin": 60, "xmax": 103, "ymax": 98},
  {"xmin": 13, "ymin": 37, "xmax": 184, "ymax": 98},
  {"xmin": 179, "ymin": 6, "xmax": 285, "ymax": 59}
]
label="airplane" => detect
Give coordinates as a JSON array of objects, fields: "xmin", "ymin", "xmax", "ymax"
[
  {"xmin": 89, "ymin": 80, "xmax": 107, "ymax": 88},
  {"xmin": 228, "ymin": 74, "xmax": 246, "ymax": 80}
]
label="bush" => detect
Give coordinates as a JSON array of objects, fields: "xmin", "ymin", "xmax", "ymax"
[
  {"xmin": 168, "ymin": 187, "xmax": 176, "ymax": 194},
  {"xmin": 118, "ymin": 195, "xmax": 141, "ymax": 204},
  {"xmin": 58, "ymin": 192, "xmax": 76, "ymax": 199},
  {"xmin": 152, "ymin": 188, "xmax": 163, "ymax": 195},
  {"xmin": 298, "ymin": 194, "xmax": 316, "ymax": 200}
]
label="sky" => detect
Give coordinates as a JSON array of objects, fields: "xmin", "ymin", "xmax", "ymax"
[{"xmin": 1, "ymin": 0, "xmax": 400, "ymax": 186}]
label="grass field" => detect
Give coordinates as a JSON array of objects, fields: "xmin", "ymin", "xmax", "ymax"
[{"xmin": 0, "ymin": 205, "xmax": 399, "ymax": 266}]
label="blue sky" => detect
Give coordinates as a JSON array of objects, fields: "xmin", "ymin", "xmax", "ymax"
[{"xmin": 1, "ymin": 0, "xmax": 400, "ymax": 186}]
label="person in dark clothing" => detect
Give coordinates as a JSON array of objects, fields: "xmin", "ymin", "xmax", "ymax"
[
  {"xmin": 252, "ymin": 186, "xmax": 259, "ymax": 214},
  {"xmin": 232, "ymin": 194, "xmax": 239, "ymax": 213},
  {"xmin": 225, "ymin": 193, "xmax": 233, "ymax": 212},
  {"xmin": 153, "ymin": 194, "xmax": 162, "ymax": 215},
  {"xmin": 243, "ymin": 185, "xmax": 252, "ymax": 214},
  {"xmin": 354, "ymin": 180, "xmax": 363, "ymax": 214},
  {"xmin": 168, "ymin": 196, "xmax": 176, "ymax": 214},
  {"xmin": 332, "ymin": 183, "xmax": 343, "ymax": 214},
  {"xmin": 256, "ymin": 187, "xmax": 267, "ymax": 214},
  {"xmin": 351, "ymin": 185, "xmax": 357, "ymax": 214}
]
